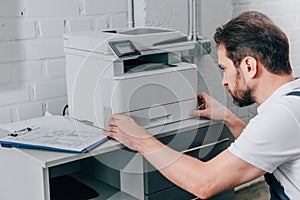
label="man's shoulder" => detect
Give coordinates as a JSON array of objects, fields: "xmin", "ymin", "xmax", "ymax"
[
  {"xmin": 259, "ymin": 87, "xmax": 300, "ymax": 119},
  {"xmin": 245, "ymin": 100, "xmax": 299, "ymax": 139}
]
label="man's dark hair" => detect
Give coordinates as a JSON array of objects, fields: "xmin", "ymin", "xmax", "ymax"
[{"xmin": 214, "ymin": 11, "xmax": 292, "ymax": 74}]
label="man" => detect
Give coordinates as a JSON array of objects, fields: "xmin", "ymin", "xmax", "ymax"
[{"xmin": 104, "ymin": 11, "xmax": 300, "ymax": 199}]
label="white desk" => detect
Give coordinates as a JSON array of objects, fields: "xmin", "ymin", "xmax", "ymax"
[{"xmin": 0, "ymin": 118, "xmax": 233, "ymax": 200}]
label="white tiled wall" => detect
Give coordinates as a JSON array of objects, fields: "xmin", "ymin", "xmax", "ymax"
[{"xmin": 0, "ymin": 0, "xmax": 127, "ymax": 123}]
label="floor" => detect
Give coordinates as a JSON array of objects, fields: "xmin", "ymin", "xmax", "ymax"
[{"xmin": 235, "ymin": 181, "xmax": 270, "ymax": 200}]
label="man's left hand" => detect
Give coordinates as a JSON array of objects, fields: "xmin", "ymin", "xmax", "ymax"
[{"xmin": 103, "ymin": 114, "xmax": 153, "ymax": 152}]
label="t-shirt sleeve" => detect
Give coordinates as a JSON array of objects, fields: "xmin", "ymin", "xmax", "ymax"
[{"xmin": 228, "ymin": 102, "xmax": 300, "ymax": 173}]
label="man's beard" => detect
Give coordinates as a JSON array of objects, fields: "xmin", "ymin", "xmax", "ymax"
[
  {"xmin": 232, "ymin": 87, "xmax": 254, "ymax": 107},
  {"xmin": 229, "ymin": 72, "xmax": 255, "ymax": 107}
]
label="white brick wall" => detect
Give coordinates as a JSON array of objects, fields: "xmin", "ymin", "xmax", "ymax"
[
  {"xmin": 0, "ymin": 19, "xmax": 36, "ymax": 40},
  {"xmin": 66, "ymin": 17, "xmax": 92, "ymax": 33},
  {"xmin": 25, "ymin": 38, "xmax": 65, "ymax": 59},
  {"xmin": 92, "ymin": 16, "xmax": 108, "ymax": 30},
  {"xmin": 15, "ymin": 102, "xmax": 43, "ymax": 121},
  {"xmin": 0, "ymin": 0, "xmax": 26, "ymax": 17},
  {"xmin": 33, "ymin": 78, "xmax": 67, "ymax": 100},
  {"xmin": 0, "ymin": 0, "xmax": 127, "ymax": 123},
  {"xmin": 0, "ymin": 63, "xmax": 12, "ymax": 84},
  {"xmin": 0, "ymin": 42, "xmax": 25, "ymax": 62},
  {"xmin": 45, "ymin": 58, "xmax": 66, "ymax": 78},
  {"xmin": 12, "ymin": 61, "xmax": 43, "ymax": 82},
  {"xmin": 39, "ymin": 19, "xmax": 65, "ymax": 37},
  {"xmin": 0, "ymin": 107, "xmax": 12, "ymax": 123},
  {"xmin": 83, "ymin": 0, "xmax": 127, "ymax": 15},
  {"xmin": 109, "ymin": 13, "xmax": 128, "ymax": 29},
  {"xmin": 0, "ymin": 84, "xmax": 30, "ymax": 106},
  {"xmin": 25, "ymin": 0, "xmax": 80, "ymax": 17},
  {"xmin": 200, "ymin": 0, "xmax": 232, "ymax": 39},
  {"xmin": 135, "ymin": 0, "xmax": 188, "ymax": 34}
]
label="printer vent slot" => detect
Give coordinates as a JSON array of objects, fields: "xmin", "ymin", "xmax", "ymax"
[
  {"xmin": 123, "ymin": 53, "xmax": 176, "ymax": 73},
  {"xmin": 102, "ymin": 30, "xmax": 117, "ymax": 33}
]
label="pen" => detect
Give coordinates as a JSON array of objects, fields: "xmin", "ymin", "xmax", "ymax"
[
  {"xmin": 7, "ymin": 126, "xmax": 39, "ymax": 137},
  {"xmin": 198, "ymin": 102, "xmax": 205, "ymax": 110},
  {"xmin": 7, "ymin": 133, "xmax": 19, "ymax": 137},
  {"xmin": 16, "ymin": 127, "xmax": 33, "ymax": 132}
]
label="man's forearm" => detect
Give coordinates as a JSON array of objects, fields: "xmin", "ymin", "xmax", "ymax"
[
  {"xmin": 137, "ymin": 137, "xmax": 217, "ymax": 199},
  {"xmin": 224, "ymin": 109, "xmax": 246, "ymax": 139},
  {"xmin": 134, "ymin": 125, "xmax": 262, "ymax": 199}
]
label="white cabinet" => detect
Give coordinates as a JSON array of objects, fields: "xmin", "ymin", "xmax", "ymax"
[{"xmin": 0, "ymin": 119, "xmax": 234, "ymax": 200}]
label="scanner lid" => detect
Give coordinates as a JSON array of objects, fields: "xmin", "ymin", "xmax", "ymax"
[{"xmin": 63, "ymin": 27, "xmax": 195, "ymax": 56}]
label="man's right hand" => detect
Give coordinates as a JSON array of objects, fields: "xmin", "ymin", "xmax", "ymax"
[
  {"xmin": 189, "ymin": 93, "xmax": 228, "ymax": 122},
  {"xmin": 190, "ymin": 93, "xmax": 246, "ymax": 139}
]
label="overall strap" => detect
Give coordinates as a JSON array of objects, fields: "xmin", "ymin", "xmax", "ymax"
[
  {"xmin": 264, "ymin": 173, "xmax": 290, "ymax": 200},
  {"xmin": 286, "ymin": 91, "xmax": 300, "ymax": 96}
]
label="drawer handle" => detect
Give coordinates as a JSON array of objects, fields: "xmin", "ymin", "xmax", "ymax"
[
  {"xmin": 150, "ymin": 114, "xmax": 172, "ymax": 123},
  {"xmin": 181, "ymin": 138, "xmax": 230, "ymax": 154}
]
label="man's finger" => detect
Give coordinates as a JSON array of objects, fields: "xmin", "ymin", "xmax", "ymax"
[
  {"xmin": 103, "ymin": 129, "xmax": 119, "ymax": 140},
  {"xmin": 112, "ymin": 113, "xmax": 128, "ymax": 120},
  {"xmin": 197, "ymin": 92, "xmax": 208, "ymax": 99},
  {"xmin": 189, "ymin": 109, "xmax": 206, "ymax": 117},
  {"xmin": 108, "ymin": 117, "xmax": 117, "ymax": 126},
  {"xmin": 110, "ymin": 126, "xmax": 119, "ymax": 133},
  {"xmin": 103, "ymin": 130, "xmax": 113, "ymax": 137}
]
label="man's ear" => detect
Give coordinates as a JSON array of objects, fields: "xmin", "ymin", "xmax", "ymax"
[{"xmin": 241, "ymin": 56, "xmax": 258, "ymax": 79}]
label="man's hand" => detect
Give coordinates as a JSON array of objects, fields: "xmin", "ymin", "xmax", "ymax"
[
  {"xmin": 190, "ymin": 93, "xmax": 246, "ymax": 139},
  {"xmin": 103, "ymin": 114, "xmax": 154, "ymax": 152},
  {"xmin": 189, "ymin": 93, "xmax": 228, "ymax": 122}
]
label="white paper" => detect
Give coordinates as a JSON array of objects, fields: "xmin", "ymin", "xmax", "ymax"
[{"xmin": 0, "ymin": 115, "xmax": 107, "ymax": 152}]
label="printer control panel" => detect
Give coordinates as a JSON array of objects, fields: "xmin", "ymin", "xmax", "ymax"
[{"xmin": 109, "ymin": 40, "xmax": 141, "ymax": 58}]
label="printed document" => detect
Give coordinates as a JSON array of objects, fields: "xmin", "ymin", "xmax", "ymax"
[{"xmin": 0, "ymin": 115, "xmax": 108, "ymax": 153}]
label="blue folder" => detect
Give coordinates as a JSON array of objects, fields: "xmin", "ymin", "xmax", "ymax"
[{"xmin": 0, "ymin": 137, "xmax": 109, "ymax": 153}]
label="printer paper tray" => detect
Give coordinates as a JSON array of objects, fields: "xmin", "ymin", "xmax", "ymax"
[{"xmin": 121, "ymin": 99, "xmax": 197, "ymax": 129}]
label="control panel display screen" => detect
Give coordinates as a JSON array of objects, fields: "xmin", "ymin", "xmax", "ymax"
[{"xmin": 109, "ymin": 40, "xmax": 141, "ymax": 58}]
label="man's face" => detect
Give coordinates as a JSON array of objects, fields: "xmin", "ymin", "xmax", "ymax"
[{"xmin": 218, "ymin": 44, "xmax": 254, "ymax": 107}]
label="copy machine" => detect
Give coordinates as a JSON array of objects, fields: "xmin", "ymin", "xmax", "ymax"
[{"xmin": 64, "ymin": 27, "xmax": 198, "ymax": 130}]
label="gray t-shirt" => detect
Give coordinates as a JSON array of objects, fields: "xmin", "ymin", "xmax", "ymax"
[{"xmin": 228, "ymin": 79, "xmax": 300, "ymax": 198}]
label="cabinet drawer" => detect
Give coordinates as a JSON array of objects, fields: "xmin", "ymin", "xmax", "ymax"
[{"xmin": 143, "ymin": 124, "xmax": 233, "ymax": 195}]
